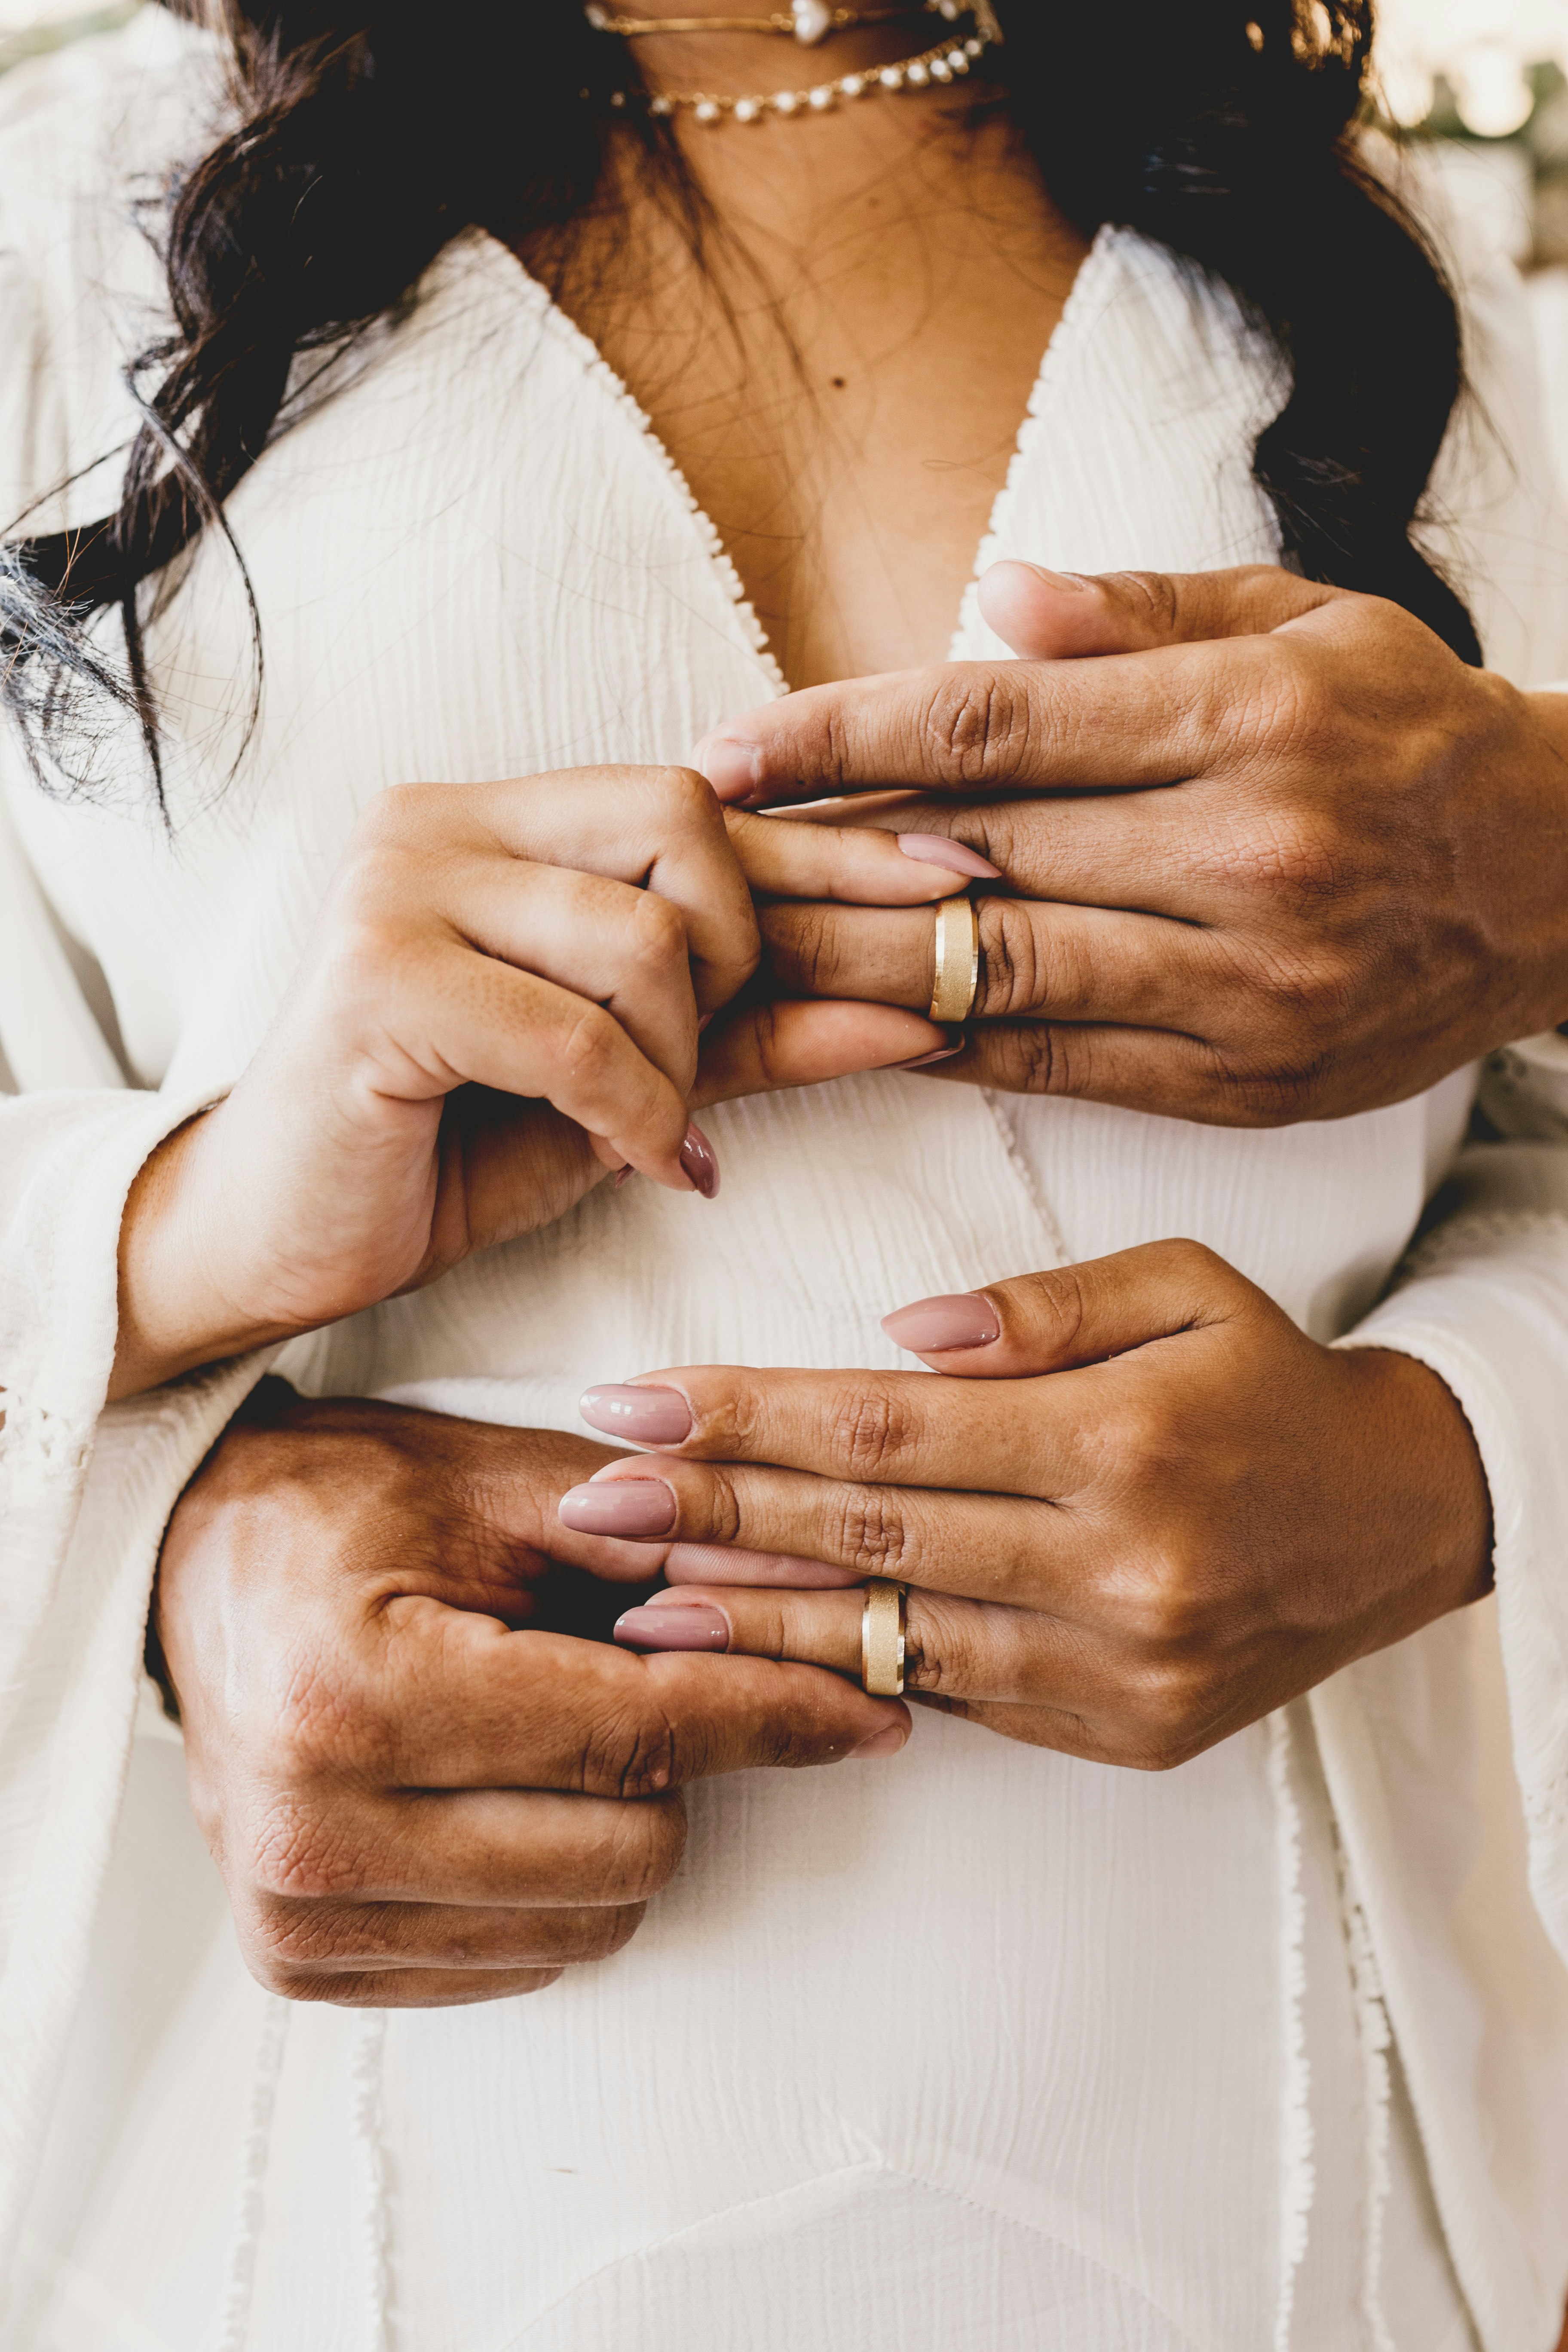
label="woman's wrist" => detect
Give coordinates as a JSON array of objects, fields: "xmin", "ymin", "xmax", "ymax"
[{"xmin": 110, "ymin": 1111, "xmax": 305, "ymax": 1401}]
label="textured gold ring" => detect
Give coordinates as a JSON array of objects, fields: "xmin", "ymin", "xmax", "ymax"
[
  {"xmin": 861, "ymin": 1578, "xmax": 907, "ymax": 1696},
  {"xmin": 929, "ymin": 894, "xmax": 981, "ymax": 1024}
]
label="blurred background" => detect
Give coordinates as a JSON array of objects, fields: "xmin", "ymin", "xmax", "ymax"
[
  {"xmin": 8, "ymin": 2, "xmax": 1568, "ymax": 264},
  {"xmin": 3, "ymin": 0, "xmax": 1568, "ymax": 472},
  {"xmin": 4, "ymin": 0, "xmax": 1568, "ymax": 254}
]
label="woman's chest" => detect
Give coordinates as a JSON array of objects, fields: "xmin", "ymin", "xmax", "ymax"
[{"xmin": 12, "ymin": 226, "xmax": 1442, "ymax": 1357}]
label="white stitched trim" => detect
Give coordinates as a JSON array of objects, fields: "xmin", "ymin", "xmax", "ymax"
[
  {"xmin": 215, "ymin": 1994, "xmax": 288, "ymax": 2352},
  {"xmin": 1397, "ymin": 1208, "xmax": 1568, "ymax": 1279},
  {"xmin": 1338, "ymin": 1842, "xmax": 1396, "ymax": 2352},
  {"xmin": 505, "ymin": 257, "xmax": 787, "ymax": 694},
  {"xmin": 352, "ymin": 2009, "xmax": 392, "ymax": 2352},
  {"xmin": 1268, "ymin": 1710, "xmax": 1315, "ymax": 2351},
  {"xmin": 0, "ymin": 1390, "xmax": 95, "ymax": 1501}
]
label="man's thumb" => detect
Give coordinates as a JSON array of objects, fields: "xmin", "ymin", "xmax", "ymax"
[{"xmin": 976, "ymin": 558, "xmax": 1343, "ymax": 660}]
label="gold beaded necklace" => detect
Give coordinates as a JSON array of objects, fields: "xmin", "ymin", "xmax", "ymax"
[{"xmin": 586, "ymin": 0, "xmax": 1003, "ymax": 127}]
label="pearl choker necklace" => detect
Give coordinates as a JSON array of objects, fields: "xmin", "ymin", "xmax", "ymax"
[{"xmin": 587, "ymin": 0, "xmax": 1002, "ymax": 126}]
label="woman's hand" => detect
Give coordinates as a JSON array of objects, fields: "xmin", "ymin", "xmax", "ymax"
[
  {"xmin": 154, "ymin": 1389, "xmax": 908, "ymax": 2007},
  {"xmin": 696, "ymin": 561, "xmax": 1568, "ymax": 1126},
  {"xmin": 113, "ymin": 764, "xmax": 963, "ymax": 1398},
  {"xmin": 567, "ymin": 1243, "xmax": 1494, "ymax": 1766}
]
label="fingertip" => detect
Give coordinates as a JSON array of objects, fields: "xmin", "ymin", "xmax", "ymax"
[
  {"xmin": 692, "ymin": 732, "xmax": 765, "ymax": 805},
  {"xmin": 849, "ymin": 1722, "xmax": 909, "ymax": 1759},
  {"xmin": 977, "ymin": 560, "xmax": 1118, "ymax": 660},
  {"xmin": 615, "ymin": 1599, "xmax": 732, "ymax": 1652},
  {"xmin": 896, "ymin": 833, "xmax": 1003, "ymax": 883},
  {"xmin": 880, "ymin": 1292, "xmax": 1001, "ymax": 1354},
  {"xmin": 665, "ymin": 1541, "xmax": 861, "ymax": 1588},
  {"xmin": 679, "ymin": 1121, "xmax": 720, "ymax": 1200}
]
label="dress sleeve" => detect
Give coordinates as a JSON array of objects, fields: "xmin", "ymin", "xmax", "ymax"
[
  {"xmin": 0, "ymin": 208, "xmax": 266, "ymax": 2247},
  {"xmin": 1338, "ymin": 1146, "xmax": 1568, "ymax": 1960},
  {"xmin": 0, "ymin": 29, "xmax": 268, "ymax": 2260},
  {"xmin": 0, "ymin": 787, "xmax": 270, "ymax": 2254}
]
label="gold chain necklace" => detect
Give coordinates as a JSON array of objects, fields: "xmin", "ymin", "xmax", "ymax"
[
  {"xmin": 586, "ymin": 0, "xmax": 1003, "ymax": 126},
  {"xmin": 587, "ymin": 4, "xmax": 931, "ymax": 40}
]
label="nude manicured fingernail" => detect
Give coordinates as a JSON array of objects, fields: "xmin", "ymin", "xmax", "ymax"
[
  {"xmin": 1023, "ymin": 564, "xmax": 1090, "ymax": 593},
  {"xmin": 680, "ymin": 1121, "xmax": 720, "ymax": 1200},
  {"xmin": 881, "ymin": 1292, "xmax": 1000, "ymax": 1352},
  {"xmin": 896, "ymin": 834, "xmax": 1003, "ymax": 880},
  {"xmin": 614, "ymin": 1602, "xmax": 730, "ymax": 1651},
  {"xmin": 895, "ymin": 1035, "xmax": 965, "ymax": 1070},
  {"xmin": 580, "ymin": 1384, "xmax": 693, "ymax": 1444},
  {"xmin": 695, "ymin": 735, "xmax": 764, "ymax": 803},
  {"xmin": 558, "ymin": 1480, "xmax": 677, "ymax": 1538},
  {"xmin": 850, "ymin": 1724, "xmax": 908, "ymax": 1759}
]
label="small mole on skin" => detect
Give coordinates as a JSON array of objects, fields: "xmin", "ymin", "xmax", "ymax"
[{"xmin": 831, "ymin": 376, "xmax": 846, "ymax": 389}]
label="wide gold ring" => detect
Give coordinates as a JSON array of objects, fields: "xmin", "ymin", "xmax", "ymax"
[
  {"xmin": 861, "ymin": 1578, "xmax": 907, "ymax": 1697},
  {"xmin": 929, "ymin": 895, "xmax": 981, "ymax": 1024}
]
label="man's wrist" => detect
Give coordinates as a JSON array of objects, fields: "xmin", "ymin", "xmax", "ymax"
[{"xmin": 1504, "ymin": 690, "xmax": 1568, "ymax": 1037}]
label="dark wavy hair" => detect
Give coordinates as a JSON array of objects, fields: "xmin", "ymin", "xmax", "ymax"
[{"xmin": 0, "ymin": 0, "xmax": 1479, "ymax": 811}]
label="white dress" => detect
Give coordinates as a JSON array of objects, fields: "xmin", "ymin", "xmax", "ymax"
[{"xmin": 4, "ymin": 17, "xmax": 1568, "ymax": 2352}]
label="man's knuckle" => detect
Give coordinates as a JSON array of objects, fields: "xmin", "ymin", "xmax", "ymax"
[
  {"xmin": 778, "ymin": 909, "xmax": 847, "ymax": 998},
  {"xmin": 922, "ymin": 670, "xmax": 1028, "ymax": 784},
  {"xmin": 1114, "ymin": 569, "xmax": 1180, "ymax": 634},
  {"xmin": 1237, "ymin": 644, "xmax": 1336, "ymax": 760},
  {"xmin": 570, "ymin": 1902, "xmax": 649, "ymax": 1964},
  {"xmin": 900, "ymin": 1599, "xmax": 977, "ymax": 1694},
  {"xmin": 582, "ymin": 1697, "xmax": 680, "ymax": 1800},
  {"xmin": 601, "ymin": 1799, "xmax": 686, "ymax": 1903},
  {"xmin": 831, "ymin": 1383, "xmax": 916, "ymax": 1478},
  {"xmin": 247, "ymin": 1795, "xmax": 372, "ymax": 1901},
  {"xmin": 1225, "ymin": 1053, "xmax": 1321, "ymax": 1125},
  {"xmin": 978, "ymin": 900, "xmax": 1043, "ymax": 1017},
  {"xmin": 832, "ymin": 1485, "xmax": 914, "ymax": 1577},
  {"xmin": 249, "ymin": 1895, "xmax": 366, "ymax": 1972},
  {"xmin": 242, "ymin": 1958, "xmax": 378, "ymax": 2007},
  {"xmin": 994, "ymin": 1022, "xmax": 1063, "ymax": 1097},
  {"xmin": 270, "ymin": 1650, "xmax": 383, "ymax": 1778}
]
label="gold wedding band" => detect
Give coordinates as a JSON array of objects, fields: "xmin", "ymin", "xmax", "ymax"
[
  {"xmin": 929, "ymin": 895, "xmax": 981, "ymax": 1024},
  {"xmin": 861, "ymin": 1578, "xmax": 907, "ymax": 1697}
]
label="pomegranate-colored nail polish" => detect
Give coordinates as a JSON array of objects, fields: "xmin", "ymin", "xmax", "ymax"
[{"xmin": 680, "ymin": 1121, "xmax": 720, "ymax": 1200}]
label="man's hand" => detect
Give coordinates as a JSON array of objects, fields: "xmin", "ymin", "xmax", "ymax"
[
  {"xmin": 697, "ymin": 563, "xmax": 1568, "ymax": 1125},
  {"xmin": 153, "ymin": 1391, "xmax": 908, "ymax": 2007}
]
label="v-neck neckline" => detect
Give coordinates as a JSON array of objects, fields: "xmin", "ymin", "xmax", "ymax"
[{"xmin": 475, "ymin": 219, "xmax": 1116, "ymax": 697}]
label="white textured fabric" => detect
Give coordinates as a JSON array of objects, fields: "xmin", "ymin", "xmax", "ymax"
[{"xmin": 2, "ymin": 16, "xmax": 1568, "ymax": 2351}]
